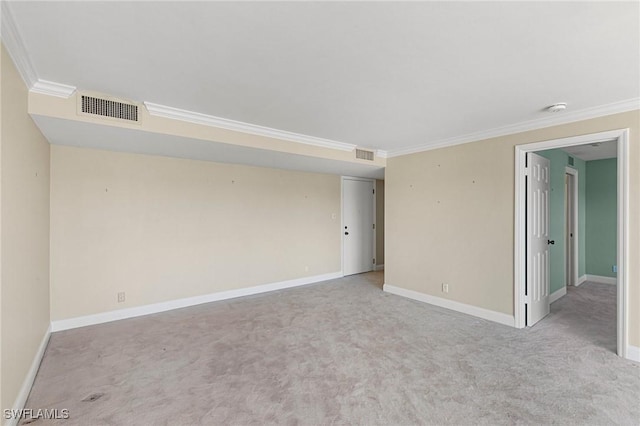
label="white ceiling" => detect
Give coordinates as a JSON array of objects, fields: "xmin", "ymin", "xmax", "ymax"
[
  {"xmin": 562, "ymin": 140, "xmax": 617, "ymax": 161},
  {"xmin": 5, "ymin": 2, "xmax": 640, "ymax": 159}
]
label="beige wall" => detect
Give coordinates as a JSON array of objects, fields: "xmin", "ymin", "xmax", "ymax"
[
  {"xmin": 0, "ymin": 45, "xmax": 51, "ymax": 412},
  {"xmin": 386, "ymin": 110, "xmax": 640, "ymax": 347},
  {"xmin": 50, "ymin": 146, "xmax": 341, "ymax": 320},
  {"xmin": 375, "ymin": 179, "xmax": 385, "ymax": 266}
]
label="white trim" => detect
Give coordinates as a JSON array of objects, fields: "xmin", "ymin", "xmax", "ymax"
[
  {"xmin": 584, "ymin": 274, "xmax": 617, "ymax": 285},
  {"xmin": 549, "ymin": 287, "xmax": 567, "ymax": 304},
  {"xmin": 376, "ymin": 150, "xmax": 388, "ymax": 159},
  {"xmin": 626, "ymin": 345, "xmax": 640, "ymax": 363},
  {"xmin": 51, "ymin": 272, "xmax": 341, "ymax": 332},
  {"xmin": 617, "ymin": 130, "xmax": 629, "ymax": 360},
  {"xmin": 144, "ymin": 102, "xmax": 357, "ymax": 152},
  {"xmin": 514, "ymin": 144, "xmax": 526, "ymax": 328},
  {"xmin": 340, "ymin": 178, "xmax": 345, "ymax": 276},
  {"xmin": 514, "ymin": 129, "xmax": 629, "ymax": 361},
  {"xmin": 6, "ymin": 325, "xmax": 52, "ymax": 426},
  {"xmin": 383, "ymin": 284, "xmax": 515, "ymax": 327},
  {"xmin": 0, "ymin": 1, "xmax": 38, "ymax": 87},
  {"xmin": 30, "ymin": 79, "xmax": 76, "ymax": 98},
  {"xmin": 387, "ymin": 99, "xmax": 639, "ymax": 158},
  {"xmin": 577, "ymin": 274, "xmax": 588, "ymax": 286},
  {"xmin": 374, "ymin": 264, "xmax": 385, "ymax": 271},
  {"xmin": 564, "ymin": 167, "xmax": 579, "ymax": 288},
  {"xmin": 373, "ymin": 182, "xmax": 377, "ymax": 274}
]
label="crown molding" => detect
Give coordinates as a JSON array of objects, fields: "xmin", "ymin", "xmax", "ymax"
[
  {"xmin": 387, "ymin": 98, "xmax": 640, "ymax": 158},
  {"xmin": 30, "ymin": 79, "xmax": 76, "ymax": 98},
  {"xmin": 376, "ymin": 150, "xmax": 388, "ymax": 159},
  {"xmin": 1, "ymin": 1, "xmax": 38, "ymax": 87},
  {"xmin": 144, "ymin": 102, "xmax": 356, "ymax": 152}
]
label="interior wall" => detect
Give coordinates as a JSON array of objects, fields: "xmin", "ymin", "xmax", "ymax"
[
  {"xmin": 537, "ymin": 149, "xmax": 586, "ymax": 293},
  {"xmin": 375, "ymin": 179, "xmax": 385, "ymax": 267},
  {"xmin": 0, "ymin": 40, "xmax": 4, "ymax": 413},
  {"xmin": 0, "ymin": 44, "xmax": 51, "ymax": 412},
  {"xmin": 50, "ymin": 145, "xmax": 341, "ymax": 321},
  {"xmin": 586, "ymin": 158, "xmax": 618, "ymax": 278},
  {"xmin": 385, "ymin": 110, "xmax": 640, "ymax": 348}
]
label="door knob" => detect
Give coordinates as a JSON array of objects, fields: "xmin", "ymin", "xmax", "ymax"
[{"xmin": 548, "ymin": 240, "xmax": 555, "ymax": 245}]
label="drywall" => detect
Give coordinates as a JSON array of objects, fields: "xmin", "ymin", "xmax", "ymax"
[
  {"xmin": 375, "ymin": 179, "xmax": 385, "ymax": 267},
  {"xmin": 0, "ymin": 44, "xmax": 51, "ymax": 413},
  {"xmin": 50, "ymin": 146, "xmax": 341, "ymax": 321},
  {"xmin": 537, "ymin": 149, "xmax": 585, "ymax": 293},
  {"xmin": 0, "ymin": 40, "xmax": 3, "ymax": 415},
  {"xmin": 586, "ymin": 158, "xmax": 617, "ymax": 278},
  {"xmin": 578, "ymin": 157, "xmax": 587, "ymax": 278},
  {"xmin": 385, "ymin": 110, "xmax": 639, "ymax": 348},
  {"xmin": 29, "ymin": 90, "xmax": 386, "ymax": 169}
]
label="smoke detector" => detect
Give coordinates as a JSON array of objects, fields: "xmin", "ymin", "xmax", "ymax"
[{"xmin": 546, "ymin": 103, "xmax": 567, "ymax": 113}]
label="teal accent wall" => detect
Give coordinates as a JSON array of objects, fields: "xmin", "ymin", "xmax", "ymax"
[
  {"xmin": 537, "ymin": 149, "xmax": 585, "ymax": 293},
  {"xmin": 586, "ymin": 158, "xmax": 617, "ymax": 277},
  {"xmin": 577, "ymin": 158, "xmax": 586, "ymax": 278}
]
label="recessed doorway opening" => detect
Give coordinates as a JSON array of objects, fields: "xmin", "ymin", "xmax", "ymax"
[{"xmin": 514, "ymin": 129, "xmax": 629, "ymax": 359}]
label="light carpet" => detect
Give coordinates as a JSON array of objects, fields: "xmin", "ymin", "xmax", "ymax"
[{"xmin": 23, "ymin": 273, "xmax": 639, "ymax": 425}]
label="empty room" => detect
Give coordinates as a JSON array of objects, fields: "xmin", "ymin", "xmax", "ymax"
[{"xmin": 1, "ymin": 1, "xmax": 639, "ymax": 425}]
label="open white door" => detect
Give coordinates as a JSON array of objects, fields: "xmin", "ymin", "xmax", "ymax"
[
  {"xmin": 526, "ymin": 153, "xmax": 551, "ymax": 326},
  {"xmin": 343, "ymin": 178, "xmax": 374, "ymax": 276}
]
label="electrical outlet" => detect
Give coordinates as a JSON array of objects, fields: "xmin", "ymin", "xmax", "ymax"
[
  {"xmin": 442, "ymin": 283, "xmax": 449, "ymax": 293},
  {"xmin": 613, "ymin": 265, "xmax": 618, "ymax": 273},
  {"xmin": 117, "ymin": 292, "xmax": 125, "ymax": 303}
]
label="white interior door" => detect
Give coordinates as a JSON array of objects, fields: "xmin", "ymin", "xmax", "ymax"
[
  {"xmin": 343, "ymin": 178, "xmax": 374, "ymax": 276},
  {"xmin": 527, "ymin": 153, "xmax": 551, "ymax": 326}
]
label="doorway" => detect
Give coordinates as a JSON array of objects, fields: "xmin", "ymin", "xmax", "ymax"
[
  {"xmin": 342, "ymin": 177, "xmax": 375, "ymax": 276},
  {"xmin": 514, "ymin": 129, "xmax": 630, "ymax": 359},
  {"xmin": 565, "ymin": 168, "xmax": 578, "ymax": 288}
]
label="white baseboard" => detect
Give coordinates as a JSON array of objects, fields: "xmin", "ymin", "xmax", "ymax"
[
  {"xmin": 584, "ymin": 274, "xmax": 617, "ymax": 285},
  {"xmin": 626, "ymin": 345, "xmax": 640, "ymax": 363},
  {"xmin": 383, "ymin": 284, "xmax": 514, "ymax": 327},
  {"xmin": 374, "ymin": 264, "xmax": 384, "ymax": 271},
  {"xmin": 6, "ymin": 325, "xmax": 52, "ymax": 426},
  {"xmin": 576, "ymin": 275, "xmax": 587, "ymax": 286},
  {"xmin": 51, "ymin": 272, "xmax": 342, "ymax": 332},
  {"xmin": 549, "ymin": 286, "xmax": 567, "ymax": 304}
]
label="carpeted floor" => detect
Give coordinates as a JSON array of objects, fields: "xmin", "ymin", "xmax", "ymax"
[{"xmin": 24, "ymin": 273, "xmax": 639, "ymax": 425}]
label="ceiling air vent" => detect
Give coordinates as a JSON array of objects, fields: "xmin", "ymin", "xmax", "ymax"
[
  {"xmin": 79, "ymin": 95, "xmax": 139, "ymax": 123},
  {"xmin": 356, "ymin": 149, "xmax": 374, "ymax": 161}
]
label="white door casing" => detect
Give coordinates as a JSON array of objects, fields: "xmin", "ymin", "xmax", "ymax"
[
  {"xmin": 526, "ymin": 152, "xmax": 551, "ymax": 326},
  {"xmin": 514, "ymin": 129, "xmax": 629, "ymax": 360},
  {"xmin": 342, "ymin": 177, "xmax": 374, "ymax": 276}
]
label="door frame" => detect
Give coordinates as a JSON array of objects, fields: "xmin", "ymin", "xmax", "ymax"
[
  {"xmin": 564, "ymin": 166, "xmax": 579, "ymax": 288},
  {"xmin": 341, "ymin": 176, "xmax": 376, "ymax": 277},
  {"xmin": 514, "ymin": 129, "xmax": 629, "ymax": 359}
]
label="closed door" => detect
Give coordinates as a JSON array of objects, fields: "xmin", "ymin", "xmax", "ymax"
[
  {"xmin": 527, "ymin": 153, "xmax": 551, "ymax": 326},
  {"xmin": 343, "ymin": 178, "xmax": 374, "ymax": 276}
]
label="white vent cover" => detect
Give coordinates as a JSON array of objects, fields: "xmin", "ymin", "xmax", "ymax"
[
  {"xmin": 355, "ymin": 149, "xmax": 374, "ymax": 161},
  {"xmin": 79, "ymin": 95, "xmax": 140, "ymax": 122}
]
